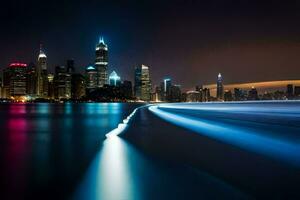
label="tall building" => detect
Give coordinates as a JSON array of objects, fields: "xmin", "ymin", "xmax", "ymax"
[
  {"xmin": 286, "ymin": 84, "xmax": 294, "ymax": 98},
  {"xmin": 164, "ymin": 78, "xmax": 172, "ymax": 101},
  {"xmin": 224, "ymin": 90, "xmax": 233, "ymax": 101},
  {"xmin": 47, "ymin": 73, "xmax": 54, "ymax": 99},
  {"xmin": 26, "ymin": 62, "xmax": 37, "ymax": 96},
  {"xmin": 169, "ymin": 84, "xmax": 182, "ymax": 102},
  {"xmin": 85, "ymin": 65, "xmax": 97, "ymax": 93},
  {"xmin": 9, "ymin": 63, "xmax": 27, "ymax": 97},
  {"xmin": 134, "ymin": 64, "xmax": 151, "ymax": 101},
  {"xmin": 248, "ymin": 87, "xmax": 259, "ymax": 100},
  {"xmin": 36, "ymin": 45, "xmax": 48, "ymax": 97},
  {"xmin": 109, "ymin": 71, "xmax": 121, "ymax": 86},
  {"xmin": 53, "ymin": 65, "xmax": 71, "ymax": 99},
  {"xmin": 2, "ymin": 67, "xmax": 11, "ymax": 98},
  {"xmin": 120, "ymin": 80, "xmax": 133, "ymax": 99},
  {"xmin": 295, "ymin": 86, "xmax": 300, "ymax": 96},
  {"xmin": 95, "ymin": 37, "xmax": 108, "ymax": 87},
  {"xmin": 217, "ymin": 73, "xmax": 224, "ymax": 100},
  {"xmin": 71, "ymin": 73, "xmax": 85, "ymax": 99}
]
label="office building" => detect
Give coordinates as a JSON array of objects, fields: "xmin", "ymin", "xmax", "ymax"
[
  {"xmin": 224, "ymin": 90, "xmax": 233, "ymax": 101},
  {"xmin": 53, "ymin": 66, "xmax": 71, "ymax": 99},
  {"xmin": 47, "ymin": 73, "xmax": 54, "ymax": 99},
  {"xmin": 95, "ymin": 37, "xmax": 108, "ymax": 87},
  {"xmin": 85, "ymin": 65, "xmax": 97, "ymax": 93},
  {"xmin": 109, "ymin": 71, "xmax": 121, "ymax": 86},
  {"xmin": 248, "ymin": 87, "xmax": 259, "ymax": 100},
  {"xmin": 164, "ymin": 78, "xmax": 172, "ymax": 101},
  {"xmin": 217, "ymin": 73, "xmax": 224, "ymax": 100},
  {"xmin": 36, "ymin": 45, "xmax": 48, "ymax": 97},
  {"xmin": 9, "ymin": 63, "xmax": 27, "ymax": 97},
  {"xmin": 120, "ymin": 80, "xmax": 133, "ymax": 99},
  {"xmin": 286, "ymin": 84, "xmax": 294, "ymax": 98},
  {"xmin": 71, "ymin": 73, "xmax": 85, "ymax": 99},
  {"xmin": 134, "ymin": 64, "xmax": 151, "ymax": 101},
  {"xmin": 26, "ymin": 62, "xmax": 37, "ymax": 96}
]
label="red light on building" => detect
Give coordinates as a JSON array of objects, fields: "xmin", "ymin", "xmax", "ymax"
[{"xmin": 9, "ymin": 63, "xmax": 27, "ymax": 67}]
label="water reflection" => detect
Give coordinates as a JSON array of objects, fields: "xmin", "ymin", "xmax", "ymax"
[{"xmin": 73, "ymin": 137, "xmax": 140, "ymax": 200}]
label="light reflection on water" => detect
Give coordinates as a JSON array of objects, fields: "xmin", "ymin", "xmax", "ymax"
[
  {"xmin": 73, "ymin": 137, "xmax": 140, "ymax": 200},
  {"xmin": 0, "ymin": 103, "xmax": 140, "ymax": 199}
]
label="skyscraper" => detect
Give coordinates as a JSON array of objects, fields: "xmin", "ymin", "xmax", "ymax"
[
  {"xmin": 217, "ymin": 73, "xmax": 224, "ymax": 100},
  {"xmin": 71, "ymin": 73, "xmax": 85, "ymax": 100},
  {"xmin": 164, "ymin": 78, "xmax": 172, "ymax": 101},
  {"xmin": 85, "ymin": 65, "xmax": 97, "ymax": 93},
  {"xmin": 36, "ymin": 45, "xmax": 48, "ymax": 97},
  {"xmin": 134, "ymin": 64, "xmax": 151, "ymax": 101},
  {"xmin": 53, "ymin": 65, "xmax": 71, "ymax": 99},
  {"xmin": 9, "ymin": 63, "xmax": 27, "ymax": 97},
  {"xmin": 26, "ymin": 62, "xmax": 37, "ymax": 96},
  {"xmin": 95, "ymin": 37, "xmax": 108, "ymax": 87},
  {"xmin": 109, "ymin": 71, "xmax": 121, "ymax": 86}
]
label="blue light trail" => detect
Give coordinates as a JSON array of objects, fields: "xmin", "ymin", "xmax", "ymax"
[{"xmin": 148, "ymin": 102, "xmax": 300, "ymax": 167}]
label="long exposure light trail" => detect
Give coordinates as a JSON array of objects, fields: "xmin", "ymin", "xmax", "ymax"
[{"xmin": 149, "ymin": 104, "xmax": 300, "ymax": 167}]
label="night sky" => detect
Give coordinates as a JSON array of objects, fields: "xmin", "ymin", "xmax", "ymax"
[{"xmin": 1, "ymin": 0, "xmax": 300, "ymax": 90}]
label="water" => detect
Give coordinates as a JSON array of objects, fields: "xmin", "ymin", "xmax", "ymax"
[
  {"xmin": 0, "ymin": 103, "xmax": 141, "ymax": 199},
  {"xmin": 0, "ymin": 103, "xmax": 248, "ymax": 200}
]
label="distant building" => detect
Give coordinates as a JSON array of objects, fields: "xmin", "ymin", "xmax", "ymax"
[
  {"xmin": 120, "ymin": 80, "xmax": 133, "ymax": 99},
  {"xmin": 36, "ymin": 45, "xmax": 48, "ymax": 97},
  {"xmin": 204, "ymin": 80, "xmax": 300, "ymax": 97},
  {"xmin": 164, "ymin": 78, "xmax": 172, "ymax": 101},
  {"xmin": 54, "ymin": 65, "xmax": 71, "ymax": 99},
  {"xmin": 234, "ymin": 88, "xmax": 247, "ymax": 101},
  {"xmin": 286, "ymin": 84, "xmax": 294, "ymax": 98},
  {"xmin": 169, "ymin": 84, "xmax": 182, "ymax": 102},
  {"xmin": 186, "ymin": 91, "xmax": 201, "ymax": 102},
  {"xmin": 47, "ymin": 73, "xmax": 54, "ymax": 99},
  {"xmin": 248, "ymin": 87, "xmax": 259, "ymax": 100},
  {"xmin": 71, "ymin": 73, "xmax": 85, "ymax": 99},
  {"xmin": 202, "ymin": 88, "xmax": 210, "ymax": 102},
  {"xmin": 216, "ymin": 73, "xmax": 224, "ymax": 100},
  {"xmin": 2, "ymin": 67, "xmax": 11, "ymax": 98},
  {"xmin": 85, "ymin": 65, "xmax": 97, "ymax": 92},
  {"xmin": 26, "ymin": 62, "xmax": 37, "ymax": 97},
  {"xmin": 134, "ymin": 64, "xmax": 151, "ymax": 101},
  {"xmin": 9, "ymin": 63, "xmax": 27, "ymax": 97},
  {"xmin": 95, "ymin": 37, "xmax": 108, "ymax": 87},
  {"xmin": 224, "ymin": 90, "xmax": 233, "ymax": 101},
  {"xmin": 109, "ymin": 71, "xmax": 121, "ymax": 86},
  {"xmin": 294, "ymin": 86, "xmax": 300, "ymax": 96}
]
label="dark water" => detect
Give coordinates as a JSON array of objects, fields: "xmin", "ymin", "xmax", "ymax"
[
  {"xmin": 0, "ymin": 103, "xmax": 141, "ymax": 199},
  {"xmin": 0, "ymin": 103, "xmax": 248, "ymax": 200}
]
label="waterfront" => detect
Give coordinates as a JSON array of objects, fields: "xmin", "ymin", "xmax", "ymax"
[
  {"xmin": 0, "ymin": 103, "xmax": 141, "ymax": 199},
  {"xmin": 2, "ymin": 101, "xmax": 300, "ymax": 199}
]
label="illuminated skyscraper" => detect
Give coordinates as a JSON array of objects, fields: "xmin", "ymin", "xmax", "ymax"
[
  {"xmin": 26, "ymin": 62, "xmax": 37, "ymax": 96},
  {"xmin": 95, "ymin": 37, "xmax": 108, "ymax": 87},
  {"xmin": 109, "ymin": 71, "xmax": 121, "ymax": 86},
  {"xmin": 217, "ymin": 73, "xmax": 224, "ymax": 100},
  {"xmin": 134, "ymin": 64, "xmax": 151, "ymax": 101},
  {"xmin": 164, "ymin": 78, "xmax": 171, "ymax": 101},
  {"xmin": 36, "ymin": 45, "xmax": 48, "ymax": 97},
  {"xmin": 9, "ymin": 63, "xmax": 27, "ymax": 97},
  {"xmin": 85, "ymin": 65, "xmax": 97, "ymax": 91}
]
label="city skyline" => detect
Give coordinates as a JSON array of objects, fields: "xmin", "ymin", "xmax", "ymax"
[{"xmin": 1, "ymin": 1, "xmax": 300, "ymax": 89}]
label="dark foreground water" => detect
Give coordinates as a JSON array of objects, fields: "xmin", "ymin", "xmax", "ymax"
[
  {"xmin": 0, "ymin": 103, "xmax": 247, "ymax": 200},
  {"xmin": 0, "ymin": 103, "xmax": 141, "ymax": 199}
]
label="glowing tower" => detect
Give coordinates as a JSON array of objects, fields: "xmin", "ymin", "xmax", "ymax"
[{"xmin": 95, "ymin": 37, "xmax": 108, "ymax": 87}]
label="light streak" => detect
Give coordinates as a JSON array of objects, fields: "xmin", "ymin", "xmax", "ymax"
[
  {"xmin": 105, "ymin": 105, "xmax": 148, "ymax": 138},
  {"xmin": 149, "ymin": 104, "xmax": 300, "ymax": 166}
]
